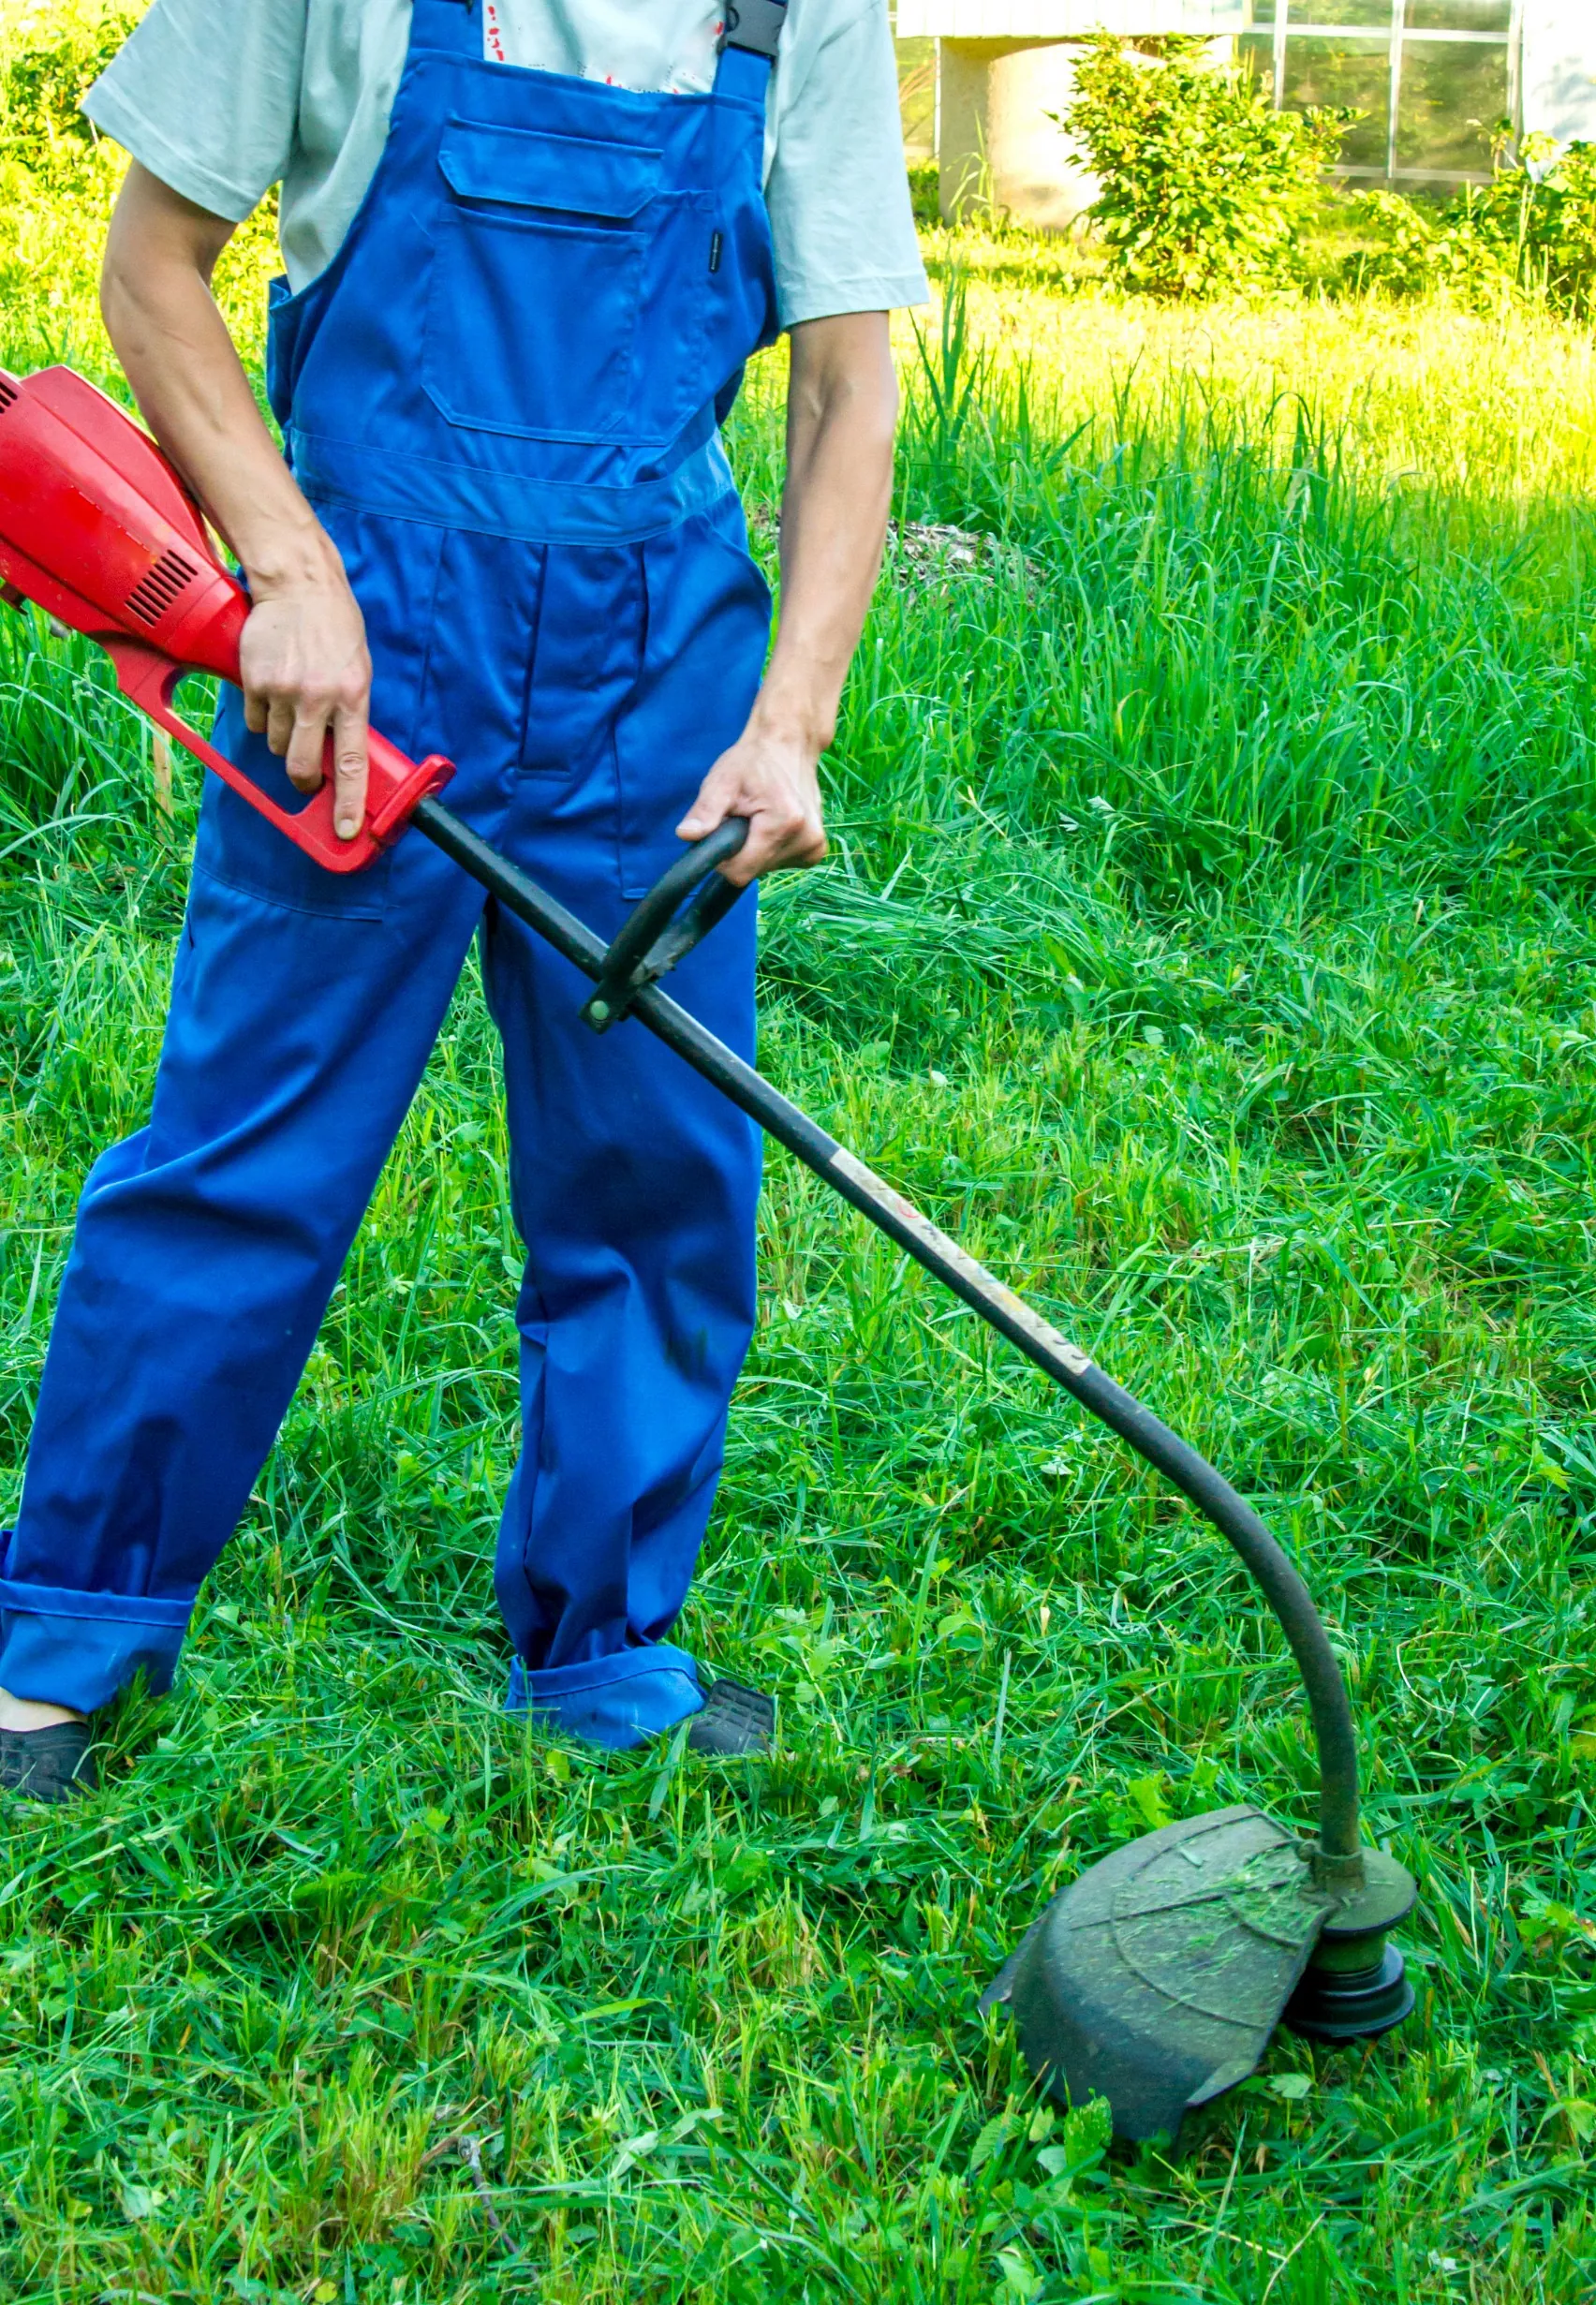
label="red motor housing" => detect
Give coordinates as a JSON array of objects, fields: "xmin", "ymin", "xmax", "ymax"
[{"xmin": 0, "ymin": 364, "xmax": 451, "ymax": 870}]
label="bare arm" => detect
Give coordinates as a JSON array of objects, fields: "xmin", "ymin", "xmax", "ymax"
[
  {"xmin": 678, "ymin": 310, "xmax": 897, "ymax": 884},
  {"xmin": 101, "ymin": 162, "xmax": 372, "ymax": 835}
]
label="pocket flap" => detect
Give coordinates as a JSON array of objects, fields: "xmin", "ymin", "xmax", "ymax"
[{"xmin": 439, "ymin": 120, "xmax": 663, "ymax": 221}]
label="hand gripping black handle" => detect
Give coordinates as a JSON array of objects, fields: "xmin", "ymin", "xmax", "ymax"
[{"xmin": 581, "ymin": 818, "xmax": 750, "ymax": 1034}]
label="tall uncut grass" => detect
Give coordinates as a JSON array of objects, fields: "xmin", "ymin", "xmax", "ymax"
[{"xmin": 3, "ymin": 24, "xmax": 1596, "ymax": 2304}]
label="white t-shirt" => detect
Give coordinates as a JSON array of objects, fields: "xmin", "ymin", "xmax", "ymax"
[{"xmin": 83, "ymin": 0, "xmax": 930, "ymax": 326}]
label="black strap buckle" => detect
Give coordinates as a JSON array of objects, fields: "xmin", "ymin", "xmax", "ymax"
[{"xmin": 717, "ymin": 0, "xmax": 788, "ymax": 63}]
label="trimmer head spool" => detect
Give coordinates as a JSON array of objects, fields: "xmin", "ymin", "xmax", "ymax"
[{"xmin": 1283, "ymin": 1848, "xmax": 1417, "ymax": 2042}]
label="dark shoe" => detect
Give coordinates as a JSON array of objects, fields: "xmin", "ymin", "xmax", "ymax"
[
  {"xmin": 687, "ymin": 1678, "xmax": 775, "ymax": 1757},
  {"xmin": 0, "ymin": 1720, "xmax": 96, "ymax": 1803}
]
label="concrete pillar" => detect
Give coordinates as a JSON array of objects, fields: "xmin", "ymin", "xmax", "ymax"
[
  {"xmin": 936, "ymin": 34, "xmax": 1240, "ymax": 233},
  {"xmin": 938, "ymin": 38, "xmax": 1095, "ymax": 230}
]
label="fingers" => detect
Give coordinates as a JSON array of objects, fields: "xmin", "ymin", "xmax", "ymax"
[
  {"xmin": 331, "ymin": 697, "xmax": 370, "ymax": 840},
  {"xmin": 246, "ymin": 676, "xmax": 371, "ymax": 820},
  {"xmin": 284, "ymin": 692, "xmax": 332, "ymax": 794},
  {"xmin": 732, "ymin": 797, "xmax": 827, "ymax": 885},
  {"xmin": 676, "ymin": 764, "xmax": 740, "ymax": 845},
  {"xmin": 242, "ymin": 677, "xmax": 311, "ymax": 774},
  {"xmin": 678, "ymin": 761, "xmax": 826, "ymax": 887},
  {"xmin": 236, "ymin": 576, "xmax": 372, "ymax": 823}
]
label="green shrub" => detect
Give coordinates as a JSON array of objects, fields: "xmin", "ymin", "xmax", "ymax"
[
  {"xmin": 907, "ymin": 158, "xmax": 939, "ymax": 230},
  {"xmin": 1352, "ymin": 137, "xmax": 1596, "ymax": 318},
  {"xmin": 1347, "ymin": 187, "xmax": 1515, "ymax": 306},
  {"xmin": 1, "ymin": 5, "xmax": 135, "ymax": 173},
  {"xmin": 1459, "ymin": 135, "xmax": 1596, "ymax": 316},
  {"xmin": 0, "ymin": 5, "xmax": 280, "ymax": 377},
  {"xmin": 1061, "ymin": 32, "xmax": 1355, "ymax": 300}
]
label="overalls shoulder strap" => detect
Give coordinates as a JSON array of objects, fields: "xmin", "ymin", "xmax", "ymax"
[
  {"xmin": 409, "ymin": 0, "xmax": 482, "ymax": 56},
  {"xmin": 714, "ymin": 0, "xmax": 787, "ymax": 105}
]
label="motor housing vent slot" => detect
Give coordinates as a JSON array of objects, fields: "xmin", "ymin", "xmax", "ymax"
[
  {"xmin": 126, "ymin": 546, "xmax": 197, "ymax": 628},
  {"xmin": 0, "ymin": 377, "xmax": 19, "ymax": 414}
]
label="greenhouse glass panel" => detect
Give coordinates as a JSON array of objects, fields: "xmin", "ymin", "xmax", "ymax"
[
  {"xmin": 1282, "ymin": 39, "xmax": 1391, "ymax": 172},
  {"xmin": 1237, "ymin": 31, "xmax": 1278, "ymax": 96},
  {"xmin": 1396, "ymin": 40, "xmax": 1511, "ymax": 172},
  {"xmin": 1289, "ymin": 2, "xmax": 1394, "ymax": 26},
  {"xmin": 1407, "ymin": 2, "xmax": 1512, "ymax": 31}
]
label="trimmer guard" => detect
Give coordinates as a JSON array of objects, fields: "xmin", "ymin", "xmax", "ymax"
[{"xmin": 980, "ymin": 1808, "xmax": 1337, "ymax": 2141}]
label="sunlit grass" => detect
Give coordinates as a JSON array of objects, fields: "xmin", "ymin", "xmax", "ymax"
[{"xmin": 919, "ymin": 230, "xmax": 1596, "ymax": 509}]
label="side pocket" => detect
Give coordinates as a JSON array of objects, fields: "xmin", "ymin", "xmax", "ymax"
[
  {"xmin": 192, "ymin": 506, "xmax": 444, "ymax": 922},
  {"xmin": 193, "ymin": 689, "xmax": 396, "ymax": 923},
  {"xmin": 519, "ymin": 547, "xmax": 645, "ymax": 778},
  {"xmin": 615, "ymin": 510, "xmax": 772, "ymax": 899}
]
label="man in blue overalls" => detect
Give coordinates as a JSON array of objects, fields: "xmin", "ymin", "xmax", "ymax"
[{"xmin": 0, "ymin": 0, "xmax": 926, "ymax": 1798}]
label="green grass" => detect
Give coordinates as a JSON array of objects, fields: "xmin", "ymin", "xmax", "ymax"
[{"xmin": 4, "ymin": 88, "xmax": 1596, "ymax": 2305}]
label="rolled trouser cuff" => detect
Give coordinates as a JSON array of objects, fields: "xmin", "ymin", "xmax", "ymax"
[
  {"xmin": 506, "ymin": 1644, "xmax": 703, "ymax": 1750},
  {"xmin": 0, "ymin": 1560, "xmax": 192, "ymax": 1713}
]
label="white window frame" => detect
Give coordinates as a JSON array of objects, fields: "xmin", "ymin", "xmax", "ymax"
[{"xmin": 1263, "ymin": 0, "xmax": 1527, "ymax": 186}]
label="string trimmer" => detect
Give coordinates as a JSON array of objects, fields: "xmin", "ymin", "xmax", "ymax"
[{"xmin": 0, "ymin": 363, "xmax": 1417, "ymax": 2141}]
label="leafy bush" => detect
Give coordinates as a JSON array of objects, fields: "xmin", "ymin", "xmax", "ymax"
[
  {"xmin": 1352, "ymin": 137, "xmax": 1596, "ymax": 318},
  {"xmin": 0, "ymin": 4, "xmax": 134, "ymax": 173},
  {"xmin": 1347, "ymin": 188, "xmax": 1516, "ymax": 307},
  {"xmin": 907, "ymin": 158, "xmax": 940, "ymax": 230},
  {"xmin": 1456, "ymin": 135, "xmax": 1596, "ymax": 316},
  {"xmin": 0, "ymin": 5, "xmax": 279, "ymax": 377},
  {"xmin": 1061, "ymin": 32, "xmax": 1355, "ymax": 300}
]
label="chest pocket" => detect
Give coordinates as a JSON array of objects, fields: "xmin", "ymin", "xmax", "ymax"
[{"xmin": 423, "ymin": 119, "xmax": 692, "ymax": 445}]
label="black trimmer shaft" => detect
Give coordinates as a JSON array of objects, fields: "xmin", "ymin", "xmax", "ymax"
[{"xmin": 413, "ymin": 796, "xmax": 1364, "ymax": 1859}]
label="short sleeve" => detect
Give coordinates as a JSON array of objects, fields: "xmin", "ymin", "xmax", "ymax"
[
  {"xmin": 765, "ymin": 0, "xmax": 929, "ymax": 328},
  {"xmin": 82, "ymin": 0, "xmax": 308, "ymax": 222}
]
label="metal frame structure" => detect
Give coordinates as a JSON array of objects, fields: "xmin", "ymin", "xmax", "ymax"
[{"xmin": 1261, "ymin": 2, "xmax": 1525, "ymax": 186}]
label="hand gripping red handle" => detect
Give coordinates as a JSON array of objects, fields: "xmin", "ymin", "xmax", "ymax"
[
  {"xmin": 104, "ymin": 637, "xmax": 454, "ymax": 874},
  {"xmin": 0, "ymin": 362, "xmax": 455, "ymax": 867}
]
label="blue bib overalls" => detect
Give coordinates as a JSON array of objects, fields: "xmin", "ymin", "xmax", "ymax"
[{"xmin": 0, "ymin": 0, "xmax": 783, "ymax": 1747}]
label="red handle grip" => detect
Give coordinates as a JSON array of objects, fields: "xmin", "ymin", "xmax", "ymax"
[{"xmin": 104, "ymin": 637, "xmax": 454, "ymax": 873}]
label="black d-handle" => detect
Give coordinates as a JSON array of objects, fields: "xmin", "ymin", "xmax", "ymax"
[{"xmin": 581, "ymin": 818, "xmax": 749, "ymax": 1034}]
